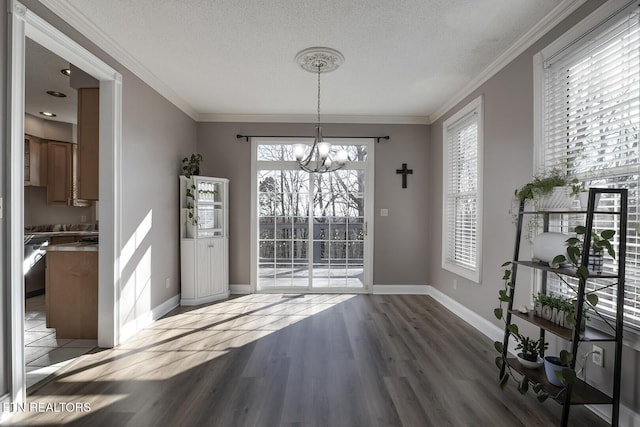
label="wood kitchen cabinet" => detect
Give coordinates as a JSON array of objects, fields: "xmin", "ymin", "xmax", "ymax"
[
  {"xmin": 45, "ymin": 250, "xmax": 98, "ymax": 339},
  {"xmin": 77, "ymin": 88, "xmax": 99, "ymax": 200},
  {"xmin": 47, "ymin": 141, "xmax": 71, "ymax": 205},
  {"xmin": 47, "ymin": 141, "xmax": 91, "ymax": 206},
  {"xmin": 24, "ymin": 135, "xmax": 47, "ymax": 187}
]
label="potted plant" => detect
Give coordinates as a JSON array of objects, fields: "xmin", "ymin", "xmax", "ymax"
[
  {"xmin": 515, "ymin": 335, "xmax": 547, "ymax": 369},
  {"xmin": 182, "ymin": 153, "xmax": 202, "ymax": 177},
  {"xmin": 514, "ymin": 168, "xmax": 577, "ymax": 210},
  {"xmin": 544, "ymin": 350, "xmax": 576, "ymax": 387},
  {"xmin": 553, "ymin": 225, "xmax": 616, "ymax": 276},
  {"xmin": 181, "ymin": 153, "xmax": 203, "ymax": 235}
]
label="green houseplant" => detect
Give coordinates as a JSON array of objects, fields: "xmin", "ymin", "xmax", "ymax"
[
  {"xmin": 494, "ymin": 262, "xmax": 578, "ymax": 402},
  {"xmin": 182, "ymin": 153, "xmax": 203, "ymax": 228},
  {"xmin": 182, "ymin": 153, "xmax": 202, "ymax": 177},
  {"xmin": 514, "ymin": 168, "xmax": 578, "ymax": 205}
]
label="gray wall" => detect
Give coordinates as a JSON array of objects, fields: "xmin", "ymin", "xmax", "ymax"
[
  {"xmin": 17, "ymin": 1, "xmax": 197, "ymax": 334},
  {"xmin": 427, "ymin": 0, "xmax": 640, "ymax": 414},
  {"xmin": 196, "ymin": 122, "xmax": 429, "ymax": 286}
]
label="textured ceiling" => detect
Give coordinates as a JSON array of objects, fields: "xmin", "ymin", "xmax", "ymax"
[{"xmin": 40, "ymin": 0, "xmax": 567, "ymax": 123}]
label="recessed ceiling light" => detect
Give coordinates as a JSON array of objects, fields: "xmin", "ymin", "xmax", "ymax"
[
  {"xmin": 46, "ymin": 90, "xmax": 67, "ymax": 98},
  {"xmin": 39, "ymin": 111, "xmax": 56, "ymax": 117},
  {"xmin": 60, "ymin": 68, "xmax": 71, "ymax": 76}
]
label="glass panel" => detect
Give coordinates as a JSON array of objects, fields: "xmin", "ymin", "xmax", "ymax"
[
  {"xmin": 257, "ymin": 142, "xmax": 368, "ymax": 291},
  {"xmin": 327, "ymin": 144, "xmax": 368, "ymax": 162},
  {"xmin": 257, "ymin": 144, "xmax": 306, "ymax": 161}
]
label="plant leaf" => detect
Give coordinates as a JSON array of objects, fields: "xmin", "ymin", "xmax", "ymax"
[
  {"xmin": 575, "ymin": 225, "xmax": 586, "ymax": 235},
  {"xmin": 577, "ymin": 266, "xmax": 589, "ymax": 281},
  {"xmin": 518, "ymin": 376, "xmax": 529, "ymax": 395},
  {"xmin": 567, "ymin": 246, "xmax": 580, "ymax": 264},
  {"xmin": 499, "ymin": 290, "xmax": 512, "ymax": 302},
  {"xmin": 508, "ymin": 324, "xmax": 519, "ymax": 335},
  {"xmin": 494, "ymin": 341, "xmax": 504, "ymax": 353},
  {"xmin": 559, "ymin": 350, "xmax": 573, "ymax": 366},
  {"xmin": 537, "ymin": 391, "xmax": 549, "ymax": 402},
  {"xmin": 566, "ymin": 237, "xmax": 580, "ymax": 245},
  {"xmin": 532, "ymin": 383, "xmax": 543, "ymax": 393},
  {"xmin": 499, "ymin": 373, "xmax": 510, "ymax": 390},
  {"xmin": 561, "ymin": 368, "xmax": 577, "ymax": 385},
  {"xmin": 601, "ymin": 229, "xmax": 615, "ymax": 239},
  {"xmin": 501, "ymin": 261, "xmax": 512, "ymax": 267},
  {"xmin": 495, "ymin": 356, "xmax": 504, "ymax": 370},
  {"xmin": 494, "ymin": 308, "xmax": 503, "ymax": 320},
  {"xmin": 586, "ymin": 293, "xmax": 599, "ymax": 307},
  {"xmin": 502, "ymin": 270, "xmax": 511, "ymax": 280}
]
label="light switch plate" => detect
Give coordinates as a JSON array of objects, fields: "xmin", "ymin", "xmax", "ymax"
[
  {"xmin": 0, "ymin": 197, "xmax": 3, "ymax": 219},
  {"xmin": 380, "ymin": 208, "xmax": 389, "ymax": 217}
]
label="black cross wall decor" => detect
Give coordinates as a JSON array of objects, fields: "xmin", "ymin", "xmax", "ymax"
[{"xmin": 396, "ymin": 163, "xmax": 413, "ymax": 188}]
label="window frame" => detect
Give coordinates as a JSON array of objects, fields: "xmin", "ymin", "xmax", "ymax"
[
  {"xmin": 441, "ymin": 95, "xmax": 484, "ymax": 283},
  {"xmin": 534, "ymin": 0, "xmax": 640, "ymax": 336}
]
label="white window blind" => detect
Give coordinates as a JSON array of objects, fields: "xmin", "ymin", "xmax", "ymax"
[
  {"xmin": 542, "ymin": 3, "xmax": 640, "ymax": 327},
  {"xmin": 442, "ymin": 97, "xmax": 483, "ymax": 282}
]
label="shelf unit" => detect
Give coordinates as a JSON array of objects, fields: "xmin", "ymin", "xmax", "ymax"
[
  {"xmin": 179, "ymin": 175, "xmax": 230, "ymax": 306},
  {"xmin": 499, "ymin": 188, "xmax": 627, "ymax": 426}
]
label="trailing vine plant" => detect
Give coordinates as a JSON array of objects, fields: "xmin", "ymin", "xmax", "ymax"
[{"xmin": 494, "ymin": 262, "xmax": 577, "ymax": 402}]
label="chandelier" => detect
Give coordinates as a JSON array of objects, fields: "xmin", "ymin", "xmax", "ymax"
[{"xmin": 293, "ymin": 47, "xmax": 349, "ymax": 173}]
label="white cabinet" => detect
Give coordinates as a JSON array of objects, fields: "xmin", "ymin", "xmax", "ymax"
[{"xmin": 179, "ymin": 175, "xmax": 229, "ymax": 305}]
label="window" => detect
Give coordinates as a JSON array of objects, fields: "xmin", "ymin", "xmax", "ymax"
[
  {"xmin": 537, "ymin": 2, "xmax": 640, "ymax": 327},
  {"xmin": 442, "ymin": 96, "xmax": 483, "ymax": 282}
]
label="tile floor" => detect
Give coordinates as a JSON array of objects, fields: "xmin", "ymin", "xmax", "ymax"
[{"xmin": 24, "ymin": 294, "xmax": 97, "ymax": 389}]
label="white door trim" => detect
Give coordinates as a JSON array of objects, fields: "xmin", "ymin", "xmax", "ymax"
[{"xmin": 6, "ymin": 0, "xmax": 122, "ymax": 405}]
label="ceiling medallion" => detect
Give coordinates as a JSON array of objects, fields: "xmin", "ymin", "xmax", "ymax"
[
  {"xmin": 292, "ymin": 47, "xmax": 348, "ymax": 174},
  {"xmin": 295, "ymin": 47, "xmax": 345, "ymax": 73}
]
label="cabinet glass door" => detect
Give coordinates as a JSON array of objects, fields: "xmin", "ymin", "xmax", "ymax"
[{"xmin": 195, "ymin": 178, "xmax": 224, "ymax": 237}]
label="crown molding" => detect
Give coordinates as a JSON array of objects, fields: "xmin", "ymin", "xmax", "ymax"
[
  {"xmin": 197, "ymin": 113, "xmax": 429, "ymax": 125},
  {"xmin": 429, "ymin": 0, "xmax": 587, "ymax": 124},
  {"xmin": 39, "ymin": 0, "xmax": 199, "ymax": 121}
]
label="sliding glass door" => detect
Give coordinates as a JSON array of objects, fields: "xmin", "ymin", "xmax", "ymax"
[{"xmin": 253, "ymin": 140, "xmax": 373, "ymax": 292}]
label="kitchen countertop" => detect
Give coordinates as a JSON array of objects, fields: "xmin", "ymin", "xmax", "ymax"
[{"xmin": 44, "ymin": 242, "xmax": 99, "ymax": 252}]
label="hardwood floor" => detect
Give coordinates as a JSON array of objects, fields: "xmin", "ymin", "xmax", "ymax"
[{"xmin": 7, "ymin": 294, "xmax": 608, "ymax": 426}]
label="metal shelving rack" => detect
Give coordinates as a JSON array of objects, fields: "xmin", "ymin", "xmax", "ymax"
[{"xmin": 499, "ymin": 188, "xmax": 627, "ymax": 426}]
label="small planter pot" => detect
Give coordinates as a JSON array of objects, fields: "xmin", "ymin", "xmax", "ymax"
[
  {"xmin": 544, "ymin": 356, "xmax": 567, "ymax": 387},
  {"xmin": 517, "ymin": 353, "xmax": 543, "ymax": 369},
  {"xmin": 588, "ymin": 252, "xmax": 604, "ymax": 274}
]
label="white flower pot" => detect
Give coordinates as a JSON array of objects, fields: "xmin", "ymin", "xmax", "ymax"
[
  {"xmin": 536, "ymin": 186, "xmax": 573, "ymax": 210},
  {"xmin": 532, "ymin": 232, "xmax": 570, "ymax": 263}
]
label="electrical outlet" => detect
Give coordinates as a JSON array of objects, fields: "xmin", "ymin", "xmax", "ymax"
[
  {"xmin": 80, "ymin": 215, "xmax": 87, "ymax": 223},
  {"xmin": 380, "ymin": 208, "xmax": 389, "ymax": 217},
  {"xmin": 593, "ymin": 345, "xmax": 604, "ymax": 367},
  {"xmin": 165, "ymin": 277, "xmax": 171, "ymax": 289}
]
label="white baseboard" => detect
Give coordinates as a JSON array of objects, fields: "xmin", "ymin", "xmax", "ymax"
[
  {"xmin": 119, "ymin": 294, "xmax": 180, "ymax": 343},
  {"xmin": 373, "ymin": 284, "xmax": 429, "ymax": 295},
  {"xmin": 425, "ymin": 285, "xmax": 504, "ymax": 343},
  {"xmin": 230, "ymin": 284, "xmax": 251, "ymax": 294},
  {"xmin": 427, "ymin": 284, "xmax": 640, "ymax": 425}
]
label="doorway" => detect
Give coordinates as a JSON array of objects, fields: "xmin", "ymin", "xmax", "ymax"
[
  {"xmin": 7, "ymin": 1, "xmax": 122, "ymax": 405},
  {"xmin": 252, "ymin": 139, "xmax": 374, "ymax": 292}
]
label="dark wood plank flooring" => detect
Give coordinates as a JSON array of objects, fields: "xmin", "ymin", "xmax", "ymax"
[{"xmin": 8, "ymin": 294, "xmax": 608, "ymax": 426}]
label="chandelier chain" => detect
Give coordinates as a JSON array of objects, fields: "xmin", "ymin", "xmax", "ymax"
[{"xmin": 317, "ymin": 65, "xmax": 321, "ymax": 125}]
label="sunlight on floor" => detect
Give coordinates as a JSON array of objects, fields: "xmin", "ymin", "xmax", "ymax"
[{"xmin": 54, "ymin": 294, "xmax": 355, "ymax": 383}]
